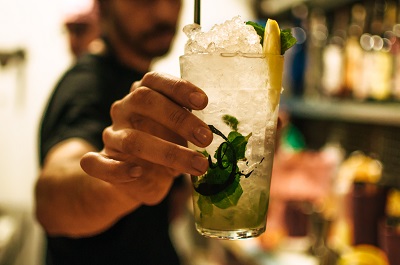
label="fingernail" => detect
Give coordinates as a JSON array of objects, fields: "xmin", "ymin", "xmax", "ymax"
[
  {"xmin": 189, "ymin": 92, "xmax": 207, "ymax": 108},
  {"xmin": 194, "ymin": 126, "xmax": 212, "ymax": 146},
  {"xmin": 191, "ymin": 155, "xmax": 208, "ymax": 174},
  {"xmin": 129, "ymin": 166, "xmax": 143, "ymax": 178}
]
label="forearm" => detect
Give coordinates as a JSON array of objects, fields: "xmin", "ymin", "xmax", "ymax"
[
  {"xmin": 35, "ymin": 174, "xmax": 138, "ymax": 237},
  {"xmin": 35, "ymin": 139, "xmax": 140, "ymax": 237}
]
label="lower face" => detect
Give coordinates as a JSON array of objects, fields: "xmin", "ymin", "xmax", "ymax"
[{"xmin": 105, "ymin": 0, "xmax": 182, "ymax": 58}]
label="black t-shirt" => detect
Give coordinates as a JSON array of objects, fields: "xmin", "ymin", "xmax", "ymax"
[{"xmin": 39, "ymin": 48, "xmax": 181, "ymax": 265}]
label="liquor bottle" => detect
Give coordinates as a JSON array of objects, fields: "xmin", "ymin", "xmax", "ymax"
[
  {"xmin": 289, "ymin": 4, "xmax": 308, "ymax": 98},
  {"xmin": 393, "ymin": 25, "xmax": 400, "ymax": 100},
  {"xmin": 303, "ymin": 7, "xmax": 328, "ymax": 98},
  {"xmin": 321, "ymin": 6, "xmax": 349, "ymax": 97},
  {"xmin": 391, "ymin": 0, "xmax": 400, "ymax": 100},
  {"xmin": 367, "ymin": 0, "xmax": 394, "ymax": 101},
  {"xmin": 343, "ymin": 4, "xmax": 366, "ymax": 99}
]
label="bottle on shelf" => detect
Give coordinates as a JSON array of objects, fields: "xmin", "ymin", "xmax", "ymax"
[
  {"xmin": 343, "ymin": 4, "xmax": 367, "ymax": 100},
  {"xmin": 303, "ymin": 7, "xmax": 328, "ymax": 98},
  {"xmin": 391, "ymin": 0, "xmax": 400, "ymax": 100},
  {"xmin": 366, "ymin": 0, "xmax": 394, "ymax": 101},
  {"xmin": 392, "ymin": 23, "xmax": 400, "ymax": 100},
  {"xmin": 321, "ymin": 6, "xmax": 349, "ymax": 97}
]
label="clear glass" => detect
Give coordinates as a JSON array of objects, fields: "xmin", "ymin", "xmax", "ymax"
[{"xmin": 180, "ymin": 53, "xmax": 284, "ymax": 240}]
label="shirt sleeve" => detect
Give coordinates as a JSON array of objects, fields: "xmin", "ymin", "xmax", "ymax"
[{"xmin": 39, "ymin": 65, "xmax": 110, "ymax": 164}]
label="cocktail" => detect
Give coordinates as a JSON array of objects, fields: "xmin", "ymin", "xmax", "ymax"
[{"xmin": 180, "ymin": 17, "xmax": 295, "ymax": 239}]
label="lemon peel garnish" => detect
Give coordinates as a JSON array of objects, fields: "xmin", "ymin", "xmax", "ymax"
[
  {"xmin": 263, "ymin": 19, "xmax": 284, "ymax": 112},
  {"xmin": 263, "ymin": 19, "xmax": 281, "ymax": 55}
]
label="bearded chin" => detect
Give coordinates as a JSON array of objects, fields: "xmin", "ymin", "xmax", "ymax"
[
  {"xmin": 140, "ymin": 30, "xmax": 175, "ymax": 58},
  {"xmin": 112, "ymin": 15, "xmax": 175, "ymax": 59},
  {"xmin": 121, "ymin": 32, "xmax": 173, "ymax": 59},
  {"xmin": 141, "ymin": 42, "xmax": 170, "ymax": 59}
]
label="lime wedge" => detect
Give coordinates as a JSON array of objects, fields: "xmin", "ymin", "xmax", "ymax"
[{"xmin": 263, "ymin": 19, "xmax": 284, "ymax": 112}]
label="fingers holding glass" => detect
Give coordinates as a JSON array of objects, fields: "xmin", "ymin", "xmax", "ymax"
[
  {"xmin": 111, "ymin": 86, "xmax": 213, "ymax": 148},
  {"xmin": 135, "ymin": 72, "xmax": 209, "ymax": 110},
  {"xmin": 101, "ymin": 127, "xmax": 209, "ymax": 176}
]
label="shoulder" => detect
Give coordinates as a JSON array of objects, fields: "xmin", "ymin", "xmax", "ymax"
[{"xmin": 52, "ymin": 55, "xmax": 108, "ymax": 102}]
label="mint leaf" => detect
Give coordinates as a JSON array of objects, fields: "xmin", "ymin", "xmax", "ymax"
[
  {"xmin": 227, "ymin": 131, "xmax": 241, "ymax": 142},
  {"xmin": 223, "ymin": 114, "xmax": 239, "ymax": 131},
  {"xmin": 199, "ymin": 149, "xmax": 209, "ymax": 158},
  {"xmin": 198, "ymin": 195, "xmax": 213, "ymax": 216},
  {"xmin": 246, "ymin": 21, "xmax": 297, "ymax": 55},
  {"xmin": 280, "ymin": 29, "xmax": 297, "ymax": 55},
  {"xmin": 202, "ymin": 164, "xmax": 232, "ymax": 185},
  {"xmin": 211, "ymin": 178, "xmax": 243, "ymax": 209},
  {"xmin": 228, "ymin": 132, "xmax": 252, "ymax": 160}
]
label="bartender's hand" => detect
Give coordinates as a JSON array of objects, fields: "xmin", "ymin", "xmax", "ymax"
[{"xmin": 81, "ymin": 72, "xmax": 212, "ymax": 205}]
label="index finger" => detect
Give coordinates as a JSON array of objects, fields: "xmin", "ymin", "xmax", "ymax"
[{"xmin": 135, "ymin": 72, "xmax": 208, "ymax": 110}]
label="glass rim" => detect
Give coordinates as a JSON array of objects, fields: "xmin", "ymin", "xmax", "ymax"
[{"xmin": 179, "ymin": 52, "xmax": 284, "ymax": 59}]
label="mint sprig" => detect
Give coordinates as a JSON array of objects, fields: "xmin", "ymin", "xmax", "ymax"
[
  {"xmin": 194, "ymin": 115, "xmax": 257, "ymax": 212},
  {"xmin": 246, "ymin": 21, "xmax": 297, "ymax": 55}
]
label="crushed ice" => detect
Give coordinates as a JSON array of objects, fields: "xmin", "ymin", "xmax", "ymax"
[{"xmin": 183, "ymin": 16, "xmax": 263, "ymax": 54}]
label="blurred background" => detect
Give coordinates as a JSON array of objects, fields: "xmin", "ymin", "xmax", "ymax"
[{"xmin": 0, "ymin": 0, "xmax": 399, "ymax": 264}]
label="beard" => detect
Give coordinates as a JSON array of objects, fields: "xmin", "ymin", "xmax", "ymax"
[{"xmin": 112, "ymin": 16, "xmax": 176, "ymax": 59}]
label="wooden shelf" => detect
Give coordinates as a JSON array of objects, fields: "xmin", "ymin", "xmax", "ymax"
[{"xmin": 282, "ymin": 97, "xmax": 400, "ymax": 128}]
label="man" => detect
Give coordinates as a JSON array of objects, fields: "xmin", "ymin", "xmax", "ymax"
[
  {"xmin": 35, "ymin": 0, "xmax": 212, "ymax": 264},
  {"xmin": 62, "ymin": 0, "xmax": 100, "ymax": 58}
]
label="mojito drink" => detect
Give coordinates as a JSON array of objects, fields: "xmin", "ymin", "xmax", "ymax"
[{"xmin": 180, "ymin": 17, "xmax": 291, "ymax": 239}]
